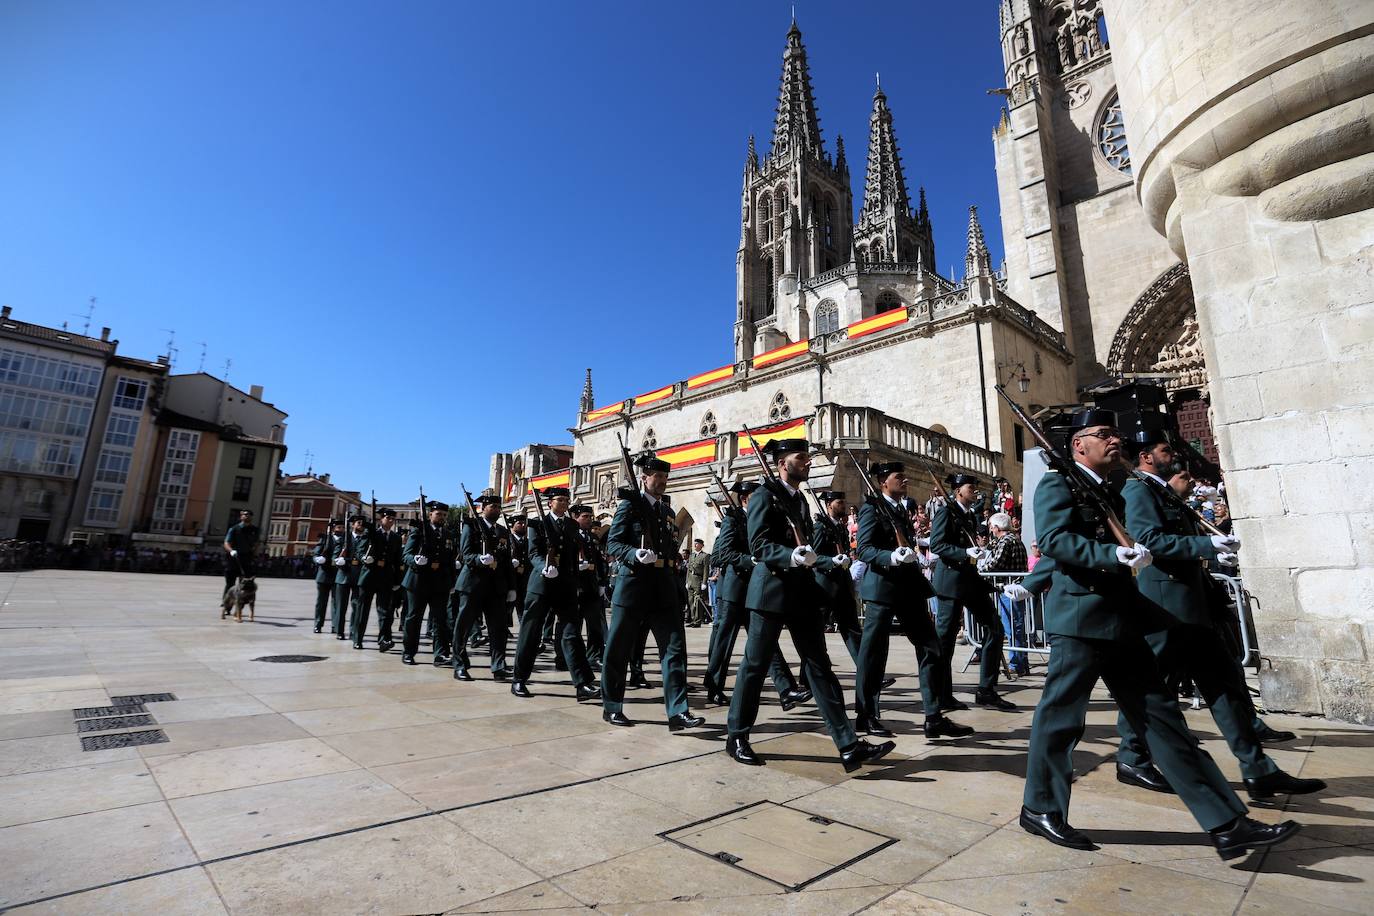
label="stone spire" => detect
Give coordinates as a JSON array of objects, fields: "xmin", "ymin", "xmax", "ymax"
[
  {"xmin": 917, "ymin": 187, "xmax": 930, "ymax": 228},
  {"xmin": 858, "ymin": 85, "xmax": 911, "ymax": 224},
  {"xmin": 745, "ymin": 134, "xmax": 758, "ymax": 173},
  {"xmin": 834, "ymin": 133, "xmax": 848, "ymax": 175},
  {"xmin": 579, "ymin": 368, "xmax": 594, "ymax": 416},
  {"xmin": 965, "ymin": 205, "xmax": 993, "ymax": 278},
  {"xmin": 769, "ymin": 22, "xmax": 824, "ymax": 158}
]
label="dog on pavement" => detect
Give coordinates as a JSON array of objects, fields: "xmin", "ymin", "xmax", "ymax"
[{"xmin": 222, "ymin": 577, "xmax": 258, "ymax": 622}]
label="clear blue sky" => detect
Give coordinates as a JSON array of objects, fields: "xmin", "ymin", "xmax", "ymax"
[{"xmin": 0, "ymin": 1, "xmax": 1008, "ymax": 503}]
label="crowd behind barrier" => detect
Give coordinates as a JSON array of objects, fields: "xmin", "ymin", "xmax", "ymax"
[{"xmin": 0, "ymin": 541, "xmax": 317, "ymax": 578}]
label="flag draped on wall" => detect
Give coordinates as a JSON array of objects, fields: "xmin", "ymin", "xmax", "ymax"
[{"xmin": 737, "ymin": 417, "xmax": 808, "ymax": 455}]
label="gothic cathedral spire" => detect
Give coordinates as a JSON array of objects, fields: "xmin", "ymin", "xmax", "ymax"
[
  {"xmin": 965, "ymin": 205, "xmax": 993, "ymax": 278},
  {"xmin": 852, "ymin": 84, "xmax": 933, "ymax": 269},
  {"xmin": 769, "ymin": 22, "xmax": 824, "ymax": 159},
  {"xmin": 859, "ymin": 85, "xmax": 910, "ymax": 222}
]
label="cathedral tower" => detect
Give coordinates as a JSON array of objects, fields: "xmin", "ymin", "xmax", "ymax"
[{"xmin": 852, "ymin": 84, "xmax": 934, "ymax": 271}]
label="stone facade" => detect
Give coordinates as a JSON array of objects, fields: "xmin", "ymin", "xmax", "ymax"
[{"xmin": 1102, "ymin": 0, "xmax": 1374, "ymax": 723}]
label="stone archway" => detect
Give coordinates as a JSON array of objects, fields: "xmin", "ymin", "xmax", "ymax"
[{"xmin": 1106, "ymin": 263, "xmax": 1206, "ymax": 391}]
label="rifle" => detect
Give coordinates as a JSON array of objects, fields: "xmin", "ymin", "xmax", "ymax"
[
  {"xmin": 616, "ymin": 433, "xmax": 660, "ymax": 552},
  {"xmin": 363, "ymin": 490, "xmax": 377, "ymax": 561},
  {"xmin": 844, "ymin": 447, "xmax": 911, "ymax": 550},
  {"xmin": 705, "ymin": 464, "xmax": 734, "ymax": 523},
  {"xmin": 993, "ymin": 384, "xmax": 1134, "ymax": 549},
  {"xmin": 800, "ymin": 482, "xmax": 846, "ymax": 547},
  {"xmin": 418, "ymin": 486, "xmax": 433, "ymax": 560},
  {"xmin": 530, "ymin": 485, "xmax": 559, "ymax": 569},
  {"xmin": 461, "ymin": 483, "xmax": 490, "ymax": 555},
  {"xmin": 925, "ymin": 467, "xmax": 982, "ymax": 547},
  {"xmin": 740, "ymin": 423, "xmax": 806, "ymax": 547},
  {"xmin": 1128, "ymin": 470, "xmax": 1228, "ymax": 538}
]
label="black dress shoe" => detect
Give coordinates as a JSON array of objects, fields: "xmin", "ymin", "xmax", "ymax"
[
  {"xmin": 576, "ymin": 683, "xmax": 603, "ymax": 701},
  {"xmin": 313, "ymin": 625, "xmax": 323, "ymax": 634},
  {"xmin": 857, "ymin": 717, "xmax": 895, "ymax": 738},
  {"xmin": 1019, "ymin": 807, "xmax": 1096, "ymax": 850},
  {"xmin": 882, "ymin": 677, "xmax": 896, "ymax": 690},
  {"xmin": 510, "ymin": 681, "xmax": 532, "ymax": 698},
  {"xmin": 453, "ymin": 666, "xmax": 473, "ymax": 681},
  {"xmin": 923, "ymin": 715, "xmax": 974, "ymax": 739},
  {"xmin": 1253, "ymin": 722, "xmax": 1298, "ymax": 743},
  {"xmin": 492, "ymin": 669, "xmax": 511, "ymax": 681},
  {"xmin": 1209, "ymin": 816, "xmax": 1300, "ymax": 861},
  {"xmin": 725, "ymin": 735, "xmax": 762, "ymax": 766},
  {"xmin": 779, "ymin": 691, "xmax": 798, "ymax": 711},
  {"xmin": 604, "ymin": 710, "xmax": 633, "ymax": 727},
  {"xmin": 336, "ymin": 634, "xmax": 347, "ymax": 640},
  {"xmin": 378, "ymin": 638, "xmax": 393, "ymax": 652},
  {"xmin": 939, "ymin": 697, "xmax": 968, "ymax": 712},
  {"xmin": 707, "ymin": 690, "xmax": 729, "ymax": 706},
  {"xmin": 433, "ymin": 652, "xmax": 452, "ymax": 667},
  {"xmin": 1245, "ymin": 770, "xmax": 1327, "ymax": 800},
  {"xmin": 630, "ymin": 674, "xmax": 652, "ymax": 689},
  {"xmin": 1116, "ymin": 761, "xmax": 1174, "ymax": 794},
  {"xmin": 402, "ymin": 654, "xmax": 416, "ymax": 665},
  {"xmin": 788, "ymin": 686, "xmax": 812, "ymax": 705},
  {"xmin": 668, "ymin": 712, "xmax": 706, "ymax": 732},
  {"xmin": 840, "ymin": 738, "xmax": 896, "ymax": 773},
  {"xmin": 352, "ymin": 642, "xmax": 363, "ymax": 650},
  {"xmin": 975, "ymin": 690, "xmax": 1017, "ymax": 711}
]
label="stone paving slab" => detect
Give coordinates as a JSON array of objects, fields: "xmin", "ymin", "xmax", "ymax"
[{"xmin": 0, "ymin": 570, "xmax": 1372, "ymax": 914}]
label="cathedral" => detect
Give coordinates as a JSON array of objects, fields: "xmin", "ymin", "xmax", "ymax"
[{"xmin": 490, "ymin": 5, "xmax": 1208, "ymax": 548}]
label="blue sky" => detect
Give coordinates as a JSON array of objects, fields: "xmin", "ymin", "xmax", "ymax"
[{"xmin": 0, "ymin": 1, "xmax": 1009, "ymax": 502}]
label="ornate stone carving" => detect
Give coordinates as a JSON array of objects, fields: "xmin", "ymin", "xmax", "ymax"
[
  {"xmin": 699, "ymin": 411, "xmax": 718, "ymax": 438},
  {"xmin": 641, "ymin": 428, "xmax": 657, "ymax": 450},
  {"xmin": 1061, "ymin": 81, "xmax": 1091, "ymax": 109},
  {"xmin": 1107, "ymin": 264, "xmax": 1204, "ymax": 391},
  {"xmin": 1096, "ymin": 92, "xmax": 1131, "ymax": 174},
  {"xmin": 769, "ymin": 391, "xmax": 791, "ymax": 422}
]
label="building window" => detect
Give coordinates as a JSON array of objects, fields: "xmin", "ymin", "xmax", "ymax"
[
  {"xmin": 102, "ymin": 412, "xmax": 139, "ymax": 447},
  {"xmin": 814, "ymin": 300, "xmax": 839, "ymax": 335},
  {"xmin": 1013, "ymin": 423, "xmax": 1025, "ymax": 461},
  {"xmin": 232, "ymin": 476, "xmax": 252, "ymax": 501},
  {"xmin": 84, "ymin": 486, "xmax": 122, "ymax": 525},
  {"xmin": 111, "ymin": 377, "xmax": 148, "ymax": 411},
  {"xmin": 769, "ymin": 391, "xmax": 791, "ymax": 422},
  {"xmin": 272, "ymin": 498, "xmax": 290, "ymax": 514},
  {"xmin": 300, "ymin": 499, "xmax": 314, "ymax": 518},
  {"xmin": 94, "ymin": 450, "xmax": 132, "ymax": 484},
  {"xmin": 24, "ymin": 488, "xmax": 54, "ymax": 512},
  {"xmin": 1097, "ymin": 92, "xmax": 1131, "ymax": 175},
  {"xmin": 876, "ymin": 290, "xmax": 902, "ymax": 314},
  {"xmin": 238, "ymin": 447, "xmax": 256, "ymax": 469},
  {"xmin": 166, "ymin": 430, "xmax": 200, "ymax": 462},
  {"xmin": 295, "ymin": 520, "xmax": 310, "ymax": 541},
  {"xmin": 641, "ymin": 428, "xmax": 657, "ymax": 451},
  {"xmin": 269, "ymin": 520, "xmax": 288, "ymax": 539},
  {"xmin": 699, "ymin": 411, "xmax": 718, "ymax": 438},
  {"xmin": 0, "ymin": 347, "xmax": 102, "ymax": 398}
]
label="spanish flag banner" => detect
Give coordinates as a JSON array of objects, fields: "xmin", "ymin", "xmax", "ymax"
[
  {"xmin": 751, "ymin": 339, "xmax": 810, "ymax": 369},
  {"xmin": 632, "ymin": 384, "xmax": 674, "ymax": 408},
  {"xmin": 737, "ymin": 417, "xmax": 809, "ymax": 456},
  {"xmin": 656, "ymin": 437, "xmax": 718, "ymax": 469},
  {"xmin": 687, "ymin": 363, "xmax": 734, "ymax": 390},
  {"xmin": 846, "ymin": 306, "xmax": 909, "ymax": 340},
  {"xmin": 585, "ymin": 401, "xmax": 624, "ymax": 423},
  {"xmin": 529, "ymin": 469, "xmax": 571, "ymax": 491}
]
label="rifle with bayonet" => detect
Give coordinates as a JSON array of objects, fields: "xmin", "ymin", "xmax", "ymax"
[
  {"xmin": 844, "ymin": 447, "xmax": 912, "ymax": 550},
  {"xmin": 530, "ymin": 485, "xmax": 559, "ymax": 570},
  {"xmin": 740, "ymin": 423, "xmax": 806, "ymax": 547},
  {"xmin": 616, "ymin": 432, "xmax": 660, "ymax": 553},
  {"xmin": 418, "ymin": 485, "xmax": 433, "ymax": 563},
  {"xmin": 461, "ymin": 483, "xmax": 490, "ymax": 555},
  {"xmin": 705, "ymin": 464, "xmax": 734, "ymax": 523}
]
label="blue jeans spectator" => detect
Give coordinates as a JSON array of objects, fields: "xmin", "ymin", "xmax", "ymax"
[{"xmin": 999, "ymin": 593, "xmax": 1030, "ymax": 674}]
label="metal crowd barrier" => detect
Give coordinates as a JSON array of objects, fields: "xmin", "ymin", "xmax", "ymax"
[
  {"xmin": 1210, "ymin": 571, "xmax": 1261, "ymax": 671},
  {"xmin": 960, "ymin": 571, "xmax": 1049, "ymax": 673}
]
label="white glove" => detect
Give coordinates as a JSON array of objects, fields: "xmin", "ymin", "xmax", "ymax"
[
  {"xmin": 1216, "ymin": 551, "xmax": 1239, "ymax": 567},
  {"xmin": 916, "ymin": 537, "xmax": 930, "ymax": 548},
  {"xmin": 965, "ymin": 547, "xmax": 985, "ymax": 560},
  {"xmin": 541, "ymin": 565, "xmax": 559, "ymax": 579},
  {"xmin": 634, "ymin": 548, "xmax": 658, "ymax": 565},
  {"xmin": 578, "ymin": 560, "xmax": 594, "ymax": 572},
  {"xmin": 413, "ymin": 554, "xmax": 428, "ymax": 566},
  {"xmin": 479, "ymin": 553, "xmax": 496, "ymax": 568},
  {"xmin": 1115, "ymin": 544, "xmax": 1154, "ymax": 570},
  {"xmin": 791, "ymin": 545, "xmax": 817, "ymax": 567},
  {"xmin": 833, "ymin": 554, "xmax": 851, "ymax": 569},
  {"xmin": 891, "ymin": 546, "xmax": 915, "ymax": 565},
  {"xmin": 313, "ymin": 555, "xmax": 325, "ymax": 565},
  {"xmin": 456, "ymin": 558, "xmax": 463, "ymax": 569},
  {"xmin": 229, "ymin": 549, "xmax": 238, "ymax": 557},
  {"xmin": 333, "ymin": 556, "xmax": 346, "ymax": 567},
  {"xmin": 1004, "ymin": 583, "xmax": 1031, "ymax": 601},
  {"xmin": 1211, "ymin": 534, "xmax": 1241, "ymax": 552},
  {"xmin": 505, "ymin": 590, "xmax": 517, "ymax": 602},
  {"xmin": 363, "ymin": 555, "xmax": 374, "ymax": 565}
]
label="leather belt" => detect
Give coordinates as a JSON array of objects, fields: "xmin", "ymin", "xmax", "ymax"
[
  {"xmin": 429, "ymin": 562, "xmax": 439, "ymax": 570},
  {"xmin": 351, "ymin": 560, "xmax": 360, "ymax": 566},
  {"xmin": 377, "ymin": 560, "xmax": 385, "ymax": 568}
]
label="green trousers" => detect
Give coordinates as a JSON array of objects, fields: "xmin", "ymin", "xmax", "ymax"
[
  {"xmin": 935, "ymin": 588, "xmax": 1003, "ymax": 696},
  {"xmin": 1117, "ymin": 623, "xmax": 1278, "ymax": 780},
  {"xmin": 856, "ymin": 600, "xmax": 942, "ymax": 719},
  {"xmin": 601, "ymin": 602, "xmax": 688, "ymax": 718},
  {"xmin": 1024, "ymin": 633, "xmax": 1247, "ymax": 831},
  {"xmin": 704, "ymin": 596, "xmax": 798, "ymax": 697}
]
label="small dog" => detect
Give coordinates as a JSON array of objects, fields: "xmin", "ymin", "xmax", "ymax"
[{"xmin": 222, "ymin": 577, "xmax": 258, "ymax": 622}]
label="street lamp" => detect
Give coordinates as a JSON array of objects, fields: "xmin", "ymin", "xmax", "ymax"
[{"xmin": 998, "ymin": 360, "xmax": 1030, "ymax": 394}]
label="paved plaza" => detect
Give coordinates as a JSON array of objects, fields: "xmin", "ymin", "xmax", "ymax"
[{"xmin": 0, "ymin": 570, "xmax": 1370, "ymax": 914}]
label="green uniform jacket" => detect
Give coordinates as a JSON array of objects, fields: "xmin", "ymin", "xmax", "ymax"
[
  {"xmin": 811, "ymin": 512, "xmax": 856, "ymax": 602},
  {"xmin": 686, "ymin": 550, "xmax": 710, "ymax": 589},
  {"xmin": 224, "ymin": 522, "xmax": 259, "ymax": 554},
  {"xmin": 856, "ymin": 496, "xmax": 936, "ymax": 604},
  {"xmin": 711, "ymin": 508, "xmax": 754, "ymax": 605},
  {"xmin": 312, "ymin": 533, "xmax": 343, "ymax": 584},
  {"xmin": 930, "ymin": 500, "xmax": 992, "ymax": 599},
  {"xmin": 525, "ymin": 513, "xmax": 580, "ymax": 600},
  {"xmin": 359, "ymin": 526, "xmax": 403, "ymax": 590},
  {"xmin": 744, "ymin": 481, "xmax": 834, "ymax": 615},
  {"xmin": 1033, "ymin": 470, "xmax": 1138, "ymax": 641},
  {"xmin": 574, "ymin": 527, "xmax": 608, "ymax": 601},
  {"xmin": 334, "ymin": 530, "xmax": 368, "ymax": 585},
  {"xmin": 401, "ymin": 522, "xmax": 456, "ymax": 594},
  {"xmin": 1122, "ymin": 475, "xmax": 1218, "ymax": 629},
  {"xmin": 605, "ymin": 494, "xmax": 684, "ymax": 611},
  {"xmin": 1021, "ymin": 556, "xmax": 1055, "ymax": 595},
  {"xmin": 456, "ymin": 518, "xmax": 514, "ymax": 599}
]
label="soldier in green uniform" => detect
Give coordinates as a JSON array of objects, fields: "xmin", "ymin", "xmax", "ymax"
[
  {"xmin": 724, "ymin": 439, "xmax": 892, "ymax": 771},
  {"xmin": 685, "ymin": 538, "xmax": 711, "ymax": 627},
  {"xmin": 452, "ymin": 494, "xmax": 515, "ymax": 681},
  {"xmin": 334, "ymin": 515, "xmax": 368, "ymax": 641},
  {"xmin": 930, "ymin": 474, "xmax": 1014, "ymax": 711},
  {"xmin": 601, "ymin": 455, "xmax": 703, "ymax": 730},
  {"xmin": 311, "ymin": 518, "xmax": 345, "ymax": 634},
  {"xmin": 401, "ymin": 502, "xmax": 456, "ymax": 666},
  {"xmin": 855, "ymin": 464, "xmax": 972, "ymax": 739},
  {"xmin": 571, "ymin": 505, "xmax": 609, "ymax": 671},
  {"xmin": 510, "ymin": 487, "xmax": 600, "ymax": 700},
  {"xmin": 703, "ymin": 479, "xmax": 810, "ymax": 709},
  {"xmin": 354, "ymin": 507, "xmax": 402, "ymax": 651},
  {"xmin": 1020, "ymin": 408, "xmax": 1300, "ymax": 860},
  {"xmin": 810, "ymin": 491, "xmax": 864, "ymax": 665},
  {"xmin": 222, "ymin": 509, "xmax": 259, "ymax": 601},
  {"xmin": 1113, "ymin": 419, "xmax": 1323, "ymax": 800}
]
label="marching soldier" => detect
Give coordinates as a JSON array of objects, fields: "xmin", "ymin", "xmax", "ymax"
[
  {"xmin": 222, "ymin": 509, "xmax": 259, "ymax": 601},
  {"xmin": 572, "ymin": 505, "xmax": 609, "ymax": 670},
  {"xmin": 703, "ymin": 479, "xmax": 811, "ymax": 709},
  {"xmin": 809, "ymin": 490, "xmax": 863, "ymax": 664},
  {"xmin": 354, "ymin": 507, "xmax": 402, "ymax": 651},
  {"xmin": 724, "ymin": 438, "xmax": 892, "ymax": 771},
  {"xmin": 507, "ymin": 515, "xmax": 529, "ymax": 622},
  {"xmin": 1112, "ymin": 419, "xmax": 1324, "ymax": 800},
  {"xmin": 510, "ymin": 486, "xmax": 600, "ymax": 700},
  {"xmin": 453, "ymin": 494, "xmax": 515, "ymax": 681},
  {"xmin": 1020, "ymin": 407, "xmax": 1299, "ymax": 860},
  {"xmin": 930, "ymin": 473, "xmax": 1015, "ymax": 711},
  {"xmin": 855, "ymin": 463, "xmax": 972, "ymax": 739},
  {"xmin": 334, "ymin": 515, "xmax": 368, "ymax": 641},
  {"xmin": 685, "ymin": 538, "xmax": 710, "ymax": 627},
  {"xmin": 311, "ymin": 518, "xmax": 345, "ymax": 634},
  {"xmin": 601, "ymin": 454, "xmax": 703, "ymax": 730},
  {"xmin": 401, "ymin": 501, "xmax": 456, "ymax": 666}
]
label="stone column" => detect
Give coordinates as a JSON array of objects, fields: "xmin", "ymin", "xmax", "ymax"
[{"xmin": 1102, "ymin": 0, "xmax": 1374, "ymax": 722}]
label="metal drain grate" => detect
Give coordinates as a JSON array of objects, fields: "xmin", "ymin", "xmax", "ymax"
[
  {"xmin": 252, "ymin": 655, "xmax": 328, "ymax": 663},
  {"xmin": 109, "ymin": 693, "xmax": 177, "ymax": 705},
  {"xmin": 74, "ymin": 703, "xmax": 147, "ymax": 719},
  {"xmin": 76, "ymin": 714, "xmax": 155, "ymax": 733},
  {"xmin": 81, "ymin": 729, "xmax": 168, "ymax": 751}
]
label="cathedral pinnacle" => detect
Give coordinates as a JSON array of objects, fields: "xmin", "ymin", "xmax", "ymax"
[
  {"xmin": 746, "ymin": 134, "xmax": 758, "ymax": 173},
  {"xmin": 835, "ymin": 134, "xmax": 848, "ymax": 175},
  {"xmin": 858, "ymin": 84, "xmax": 911, "ymax": 224},
  {"xmin": 965, "ymin": 205, "xmax": 993, "ymax": 278},
  {"xmin": 769, "ymin": 23, "xmax": 824, "ymax": 159},
  {"xmin": 579, "ymin": 368, "xmax": 594, "ymax": 416}
]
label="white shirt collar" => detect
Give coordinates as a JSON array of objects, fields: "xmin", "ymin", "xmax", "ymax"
[
  {"xmin": 883, "ymin": 493, "xmax": 902, "ymax": 508},
  {"xmin": 641, "ymin": 490, "xmax": 659, "ymax": 506},
  {"xmin": 779, "ymin": 479, "xmax": 798, "ymax": 496},
  {"xmin": 1141, "ymin": 470, "xmax": 1168, "ymax": 488},
  {"xmin": 1075, "ymin": 462, "xmax": 1104, "ymax": 485}
]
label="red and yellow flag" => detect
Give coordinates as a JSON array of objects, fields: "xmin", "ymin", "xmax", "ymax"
[
  {"xmin": 737, "ymin": 417, "xmax": 808, "ymax": 455},
  {"xmin": 632, "ymin": 384, "xmax": 674, "ymax": 408},
  {"xmin": 657, "ymin": 437, "xmax": 717, "ymax": 469},
  {"xmin": 751, "ymin": 339, "xmax": 809, "ymax": 369},
  {"xmin": 687, "ymin": 364, "xmax": 734, "ymax": 390},
  {"xmin": 847, "ymin": 306, "xmax": 908, "ymax": 340},
  {"xmin": 585, "ymin": 401, "xmax": 624, "ymax": 423},
  {"xmin": 529, "ymin": 469, "xmax": 571, "ymax": 491}
]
